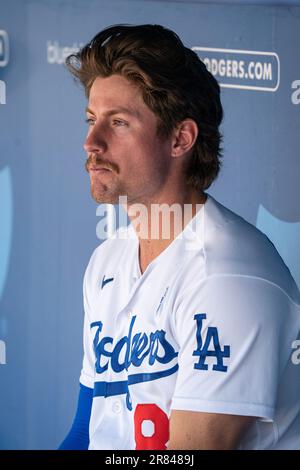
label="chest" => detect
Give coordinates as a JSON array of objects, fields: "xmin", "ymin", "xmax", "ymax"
[{"xmin": 88, "ymin": 267, "xmax": 180, "ymax": 378}]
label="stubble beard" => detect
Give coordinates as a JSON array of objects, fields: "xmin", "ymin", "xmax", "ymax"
[{"xmin": 90, "ymin": 175, "xmax": 130, "ymax": 205}]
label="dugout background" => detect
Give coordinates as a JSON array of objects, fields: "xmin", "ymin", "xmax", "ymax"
[{"xmin": 0, "ymin": 0, "xmax": 300, "ymax": 449}]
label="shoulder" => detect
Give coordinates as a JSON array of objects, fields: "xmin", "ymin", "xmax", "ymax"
[{"xmin": 201, "ymin": 195, "xmax": 299, "ymax": 301}]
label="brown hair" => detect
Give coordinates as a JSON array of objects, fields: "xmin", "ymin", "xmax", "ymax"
[{"xmin": 66, "ymin": 24, "xmax": 223, "ymax": 191}]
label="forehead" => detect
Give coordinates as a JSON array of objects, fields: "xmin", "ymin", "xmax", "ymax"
[{"xmin": 88, "ymin": 74, "xmax": 145, "ymax": 111}]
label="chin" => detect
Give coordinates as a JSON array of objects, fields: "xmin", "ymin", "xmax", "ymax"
[{"xmin": 92, "ymin": 192, "xmax": 119, "ymax": 205}]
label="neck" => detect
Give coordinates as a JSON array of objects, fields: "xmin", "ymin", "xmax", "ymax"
[{"xmin": 124, "ymin": 187, "xmax": 207, "ymax": 274}]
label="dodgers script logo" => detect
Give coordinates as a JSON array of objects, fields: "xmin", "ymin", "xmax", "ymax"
[
  {"xmin": 91, "ymin": 315, "xmax": 178, "ymax": 409},
  {"xmin": 91, "ymin": 315, "xmax": 178, "ymax": 373}
]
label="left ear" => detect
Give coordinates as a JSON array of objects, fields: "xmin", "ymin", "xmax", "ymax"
[{"xmin": 171, "ymin": 119, "xmax": 199, "ymax": 158}]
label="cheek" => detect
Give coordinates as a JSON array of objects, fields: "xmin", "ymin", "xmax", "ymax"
[
  {"xmin": 148, "ymin": 139, "xmax": 171, "ymax": 169},
  {"xmin": 120, "ymin": 138, "xmax": 152, "ymax": 163},
  {"xmin": 117, "ymin": 131, "xmax": 170, "ymax": 171}
]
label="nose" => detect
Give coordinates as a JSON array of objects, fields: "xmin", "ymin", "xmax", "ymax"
[{"xmin": 83, "ymin": 124, "xmax": 107, "ymax": 154}]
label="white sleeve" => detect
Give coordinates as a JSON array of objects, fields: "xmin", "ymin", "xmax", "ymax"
[
  {"xmin": 79, "ymin": 269, "xmax": 95, "ymax": 389},
  {"xmin": 171, "ymin": 275, "xmax": 297, "ymax": 420}
]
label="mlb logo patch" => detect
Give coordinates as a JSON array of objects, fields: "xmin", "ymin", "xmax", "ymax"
[{"xmin": 0, "ymin": 30, "xmax": 9, "ymax": 67}]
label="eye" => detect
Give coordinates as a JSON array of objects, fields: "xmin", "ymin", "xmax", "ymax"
[
  {"xmin": 85, "ymin": 118, "xmax": 95, "ymax": 126},
  {"xmin": 112, "ymin": 119, "xmax": 128, "ymax": 127}
]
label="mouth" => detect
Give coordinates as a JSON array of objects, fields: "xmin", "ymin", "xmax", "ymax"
[{"xmin": 89, "ymin": 166, "xmax": 112, "ymax": 173}]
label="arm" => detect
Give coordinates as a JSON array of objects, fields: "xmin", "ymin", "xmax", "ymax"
[
  {"xmin": 168, "ymin": 410, "xmax": 256, "ymax": 450},
  {"xmin": 170, "ymin": 275, "xmax": 293, "ymax": 450},
  {"xmin": 58, "ymin": 383, "xmax": 93, "ymax": 450},
  {"xmin": 59, "ymin": 254, "xmax": 97, "ymax": 450}
]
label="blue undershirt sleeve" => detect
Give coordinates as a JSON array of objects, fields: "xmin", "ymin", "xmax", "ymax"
[{"xmin": 58, "ymin": 383, "xmax": 93, "ymax": 450}]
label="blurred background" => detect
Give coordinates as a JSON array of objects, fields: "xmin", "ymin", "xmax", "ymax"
[{"xmin": 0, "ymin": 0, "xmax": 300, "ymax": 449}]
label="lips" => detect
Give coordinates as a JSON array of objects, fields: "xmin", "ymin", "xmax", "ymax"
[{"xmin": 89, "ymin": 166, "xmax": 112, "ymax": 172}]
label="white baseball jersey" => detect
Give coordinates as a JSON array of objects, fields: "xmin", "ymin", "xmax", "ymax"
[{"xmin": 80, "ymin": 194, "xmax": 300, "ymax": 450}]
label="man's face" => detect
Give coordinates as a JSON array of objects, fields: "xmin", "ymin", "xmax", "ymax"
[{"xmin": 84, "ymin": 74, "xmax": 173, "ymax": 205}]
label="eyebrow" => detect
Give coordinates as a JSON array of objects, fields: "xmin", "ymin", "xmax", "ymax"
[{"xmin": 85, "ymin": 106, "xmax": 140, "ymax": 119}]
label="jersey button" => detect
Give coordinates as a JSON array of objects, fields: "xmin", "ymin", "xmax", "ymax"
[{"xmin": 112, "ymin": 401, "xmax": 122, "ymax": 414}]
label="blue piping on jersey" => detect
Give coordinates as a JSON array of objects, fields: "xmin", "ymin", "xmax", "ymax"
[{"xmin": 93, "ymin": 363, "xmax": 179, "ymax": 398}]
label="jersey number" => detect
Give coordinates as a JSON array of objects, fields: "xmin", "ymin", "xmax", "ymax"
[{"xmin": 134, "ymin": 404, "xmax": 169, "ymax": 449}]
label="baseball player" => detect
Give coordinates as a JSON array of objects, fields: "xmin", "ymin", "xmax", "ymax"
[{"xmin": 59, "ymin": 24, "xmax": 300, "ymax": 450}]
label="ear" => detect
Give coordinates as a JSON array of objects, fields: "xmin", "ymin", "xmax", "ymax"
[{"xmin": 171, "ymin": 119, "xmax": 199, "ymax": 158}]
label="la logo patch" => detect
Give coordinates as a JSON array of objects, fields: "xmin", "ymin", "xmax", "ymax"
[{"xmin": 193, "ymin": 313, "xmax": 230, "ymax": 372}]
